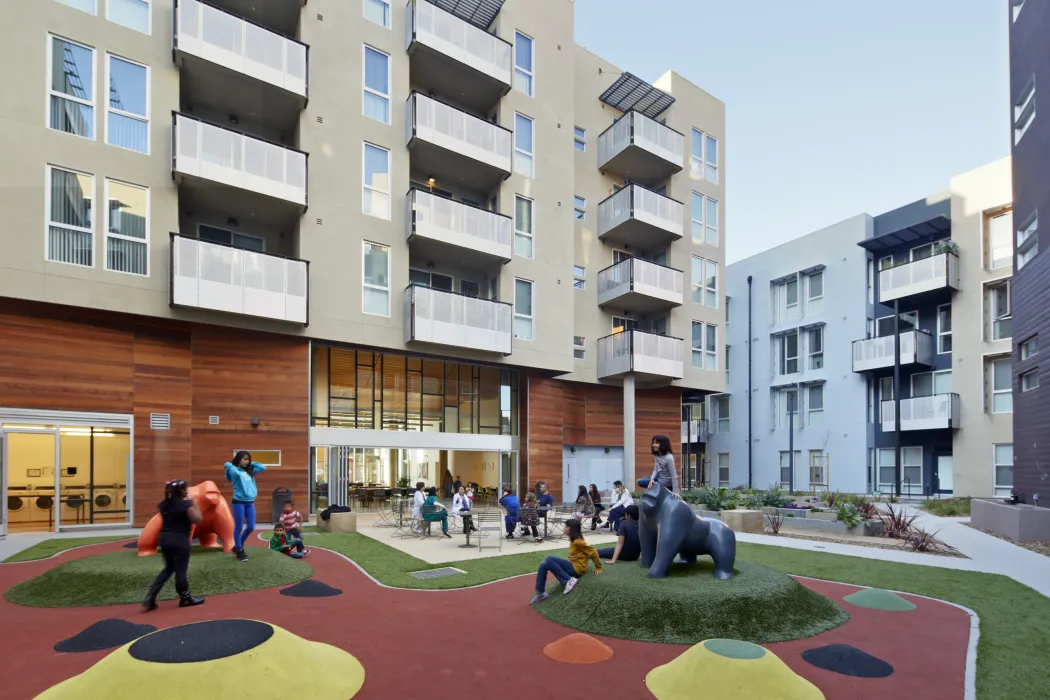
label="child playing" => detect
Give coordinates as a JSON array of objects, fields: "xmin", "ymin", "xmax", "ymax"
[
  {"xmin": 530, "ymin": 518, "xmax": 602, "ymax": 604},
  {"xmin": 279, "ymin": 500, "xmax": 304, "ymax": 540},
  {"xmin": 269, "ymin": 524, "xmax": 307, "ymax": 559}
]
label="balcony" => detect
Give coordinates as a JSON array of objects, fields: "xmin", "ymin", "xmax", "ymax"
[
  {"xmin": 597, "ymin": 111, "xmax": 684, "ymax": 186},
  {"xmin": 597, "ymin": 330, "xmax": 684, "ymax": 381},
  {"xmin": 406, "ymin": 0, "xmax": 511, "ymax": 113},
  {"xmin": 170, "ymin": 234, "xmax": 308, "ymax": 324},
  {"xmin": 878, "ymin": 252, "xmax": 960, "ymax": 304},
  {"xmin": 406, "ymin": 189, "xmax": 512, "ymax": 265},
  {"xmin": 597, "ymin": 184, "xmax": 684, "ymax": 251},
  {"xmin": 406, "ymin": 93, "xmax": 512, "ymax": 192},
  {"xmin": 597, "ymin": 258, "xmax": 684, "ymax": 315},
  {"xmin": 881, "ymin": 394, "xmax": 961, "ymax": 432},
  {"xmin": 207, "ymin": 0, "xmax": 305, "ymax": 36},
  {"xmin": 404, "ymin": 284, "xmax": 512, "ymax": 354},
  {"xmin": 174, "ymin": 0, "xmax": 308, "ymax": 132},
  {"xmin": 682, "ymin": 418, "xmax": 708, "ymax": 443},
  {"xmin": 852, "ymin": 329, "xmax": 935, "ymax": 373}
]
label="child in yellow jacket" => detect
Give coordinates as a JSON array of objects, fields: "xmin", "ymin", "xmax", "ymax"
[{"xmin": 531, "ymin": 518, "xmax": 602, "ymax": 604}]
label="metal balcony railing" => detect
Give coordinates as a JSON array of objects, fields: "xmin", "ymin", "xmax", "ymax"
[
  {"xmin": 878, "ymin": 252, "xmax": 960, "ymax": 303},
  {"xmin": 597, "ymin": 183, "xmax": 684, "ymax": 245},
  {"xmin": 404, "ymin": 284, "xmax": 512, "ymax": 354},
  {"xmin": 851, "ymin": 329, "xmax": 935, "ymax": 372},
  {"xmin": 407, "ymin": 189, "xmax": 512, "ymax": 262},
  {"xmin": 597, "ymin": 329, "xmax": 684, "ymax": 379},
  {"xmin": 596, "ymin": 257, "xmax": 684, "ymax": 309},
  {"xmin": 881, "ymin": 393, "xmax": 961, "ymax": 431}
]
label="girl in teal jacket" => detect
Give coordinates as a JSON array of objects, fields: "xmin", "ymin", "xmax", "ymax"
[{"xmin": 225, "ymin": 451, "xmax": 266, "ymax": 561}]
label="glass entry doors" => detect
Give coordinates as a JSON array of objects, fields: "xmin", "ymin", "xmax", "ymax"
[
  {"xmin": 499, "ymin": 451, "xmax": 518, "ymax": 496},
  {"xmin": 3, "ymin": 431, "xmax": 58, "ymax": 533}
]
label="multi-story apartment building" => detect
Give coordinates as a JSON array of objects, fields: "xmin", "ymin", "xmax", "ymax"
[
  {"xmin": 0, "ymin": 0, "xmax": 726, "ymax": 533},
  {"xmin": 709, "ymin": 159, "xmax": 1012, "ymax": 498},
  {"xmin": 1008, "ymin": 0, "xmax": 1047, "ymax": 507}
]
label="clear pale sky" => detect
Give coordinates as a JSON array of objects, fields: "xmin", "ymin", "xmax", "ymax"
[{"xmin": 573, "ymin": 0, "xmax": 1011, "ymax": 263}]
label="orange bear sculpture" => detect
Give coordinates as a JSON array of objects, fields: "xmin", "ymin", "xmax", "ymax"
[{"xmin": 138, "ymin": 480, "xmax": 236, "ymax": 556}]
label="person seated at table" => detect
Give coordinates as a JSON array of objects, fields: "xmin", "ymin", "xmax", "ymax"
[
  {"xmin": 518, "ymin": 492, "xmax": 542, "ymax": 542},
  {"xmin": 596, "ymin": 505, "xmax": 641, "ymax": 564},
  {"xmin": 411, "ymin": 482, "xmax": 426, "ymax": 535},
  {"xmin": 530, "ymin": 518, "xmax": 603, "ymax": 604},
  {"xmin": 452, "ymin": 485, "xmax": 477, "ymax": 533},
  {"xmin": 535, "ymin": 482, "xmax": 555, "ymax": 536},
  {"xmin": 588, "ymin": 484, "xmax": 605, "ymax": 531},
  {"xmin": 499, "ymin": 487, "xmax": 520, "ymax": 539},
  {"xmin": 269, "ymin": 524, "xmax": 307, "ymax": 559},
  {"xmin": 422, "ymin": 486, "xmax": 452, "ymax": 538},
  {"xmin": 605, "ymin": 481, "xmax": 633, "ymax": 531},
  {"xmin": 572, "ymin": 485, "xmax": 596, "ymax": 522}
]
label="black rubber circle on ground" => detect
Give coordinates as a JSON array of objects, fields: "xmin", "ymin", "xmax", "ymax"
[
  {"xmin": 279, "ymin": 580, "xmax": 343, "ymax": 597},
  {"xmin": 123, "ymin": 541, "xmax": 139, "ymax": 549},
  {"xmin": 801, "ymin": 644, "xmax": 894, "ymax": 678},
  {"xmin": 55, "ymin": 619, "xmax": 156, "ymax": 653},
  {"xmin": 128, "ymin": 620, "xmax": 274, "ymax": 664}
]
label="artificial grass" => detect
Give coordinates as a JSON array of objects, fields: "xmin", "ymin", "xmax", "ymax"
[
  {"xmin": 6, "ymin": 546, "xmax": 312, "ymax": 607},
  {"xmin": 3, "ymin": 536, "xmax": 135, "ymax": 563},
  {"xmin": 921, "ymin": 497, "xmax": 972, "ymax": 517},
  {"xmin": 533, "ymin": 559, "xmax": 848, "ymax": 644}
]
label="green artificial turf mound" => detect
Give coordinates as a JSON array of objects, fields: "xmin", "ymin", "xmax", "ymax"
[
  {"xmin": 533, "ymin": 559, "xmax": 849, "ymax": 644},
  {"xmin": 5, "ymin": 547, "xmax": 312, "ymax": 608}
]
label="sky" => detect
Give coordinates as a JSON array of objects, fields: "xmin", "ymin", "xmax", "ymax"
[{"xmin": 573, "ymin": 0, "xmax": 1012, "ymax": 263}]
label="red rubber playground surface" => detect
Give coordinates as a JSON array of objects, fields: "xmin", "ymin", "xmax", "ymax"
[{"xmin": 0, "ymin": 540, "xmax": 972, "ymax": 700}]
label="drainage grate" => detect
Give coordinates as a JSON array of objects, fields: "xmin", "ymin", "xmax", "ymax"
[{"xmin": 407, "ymin": 567, "xmax": 466, "ymax": 580}]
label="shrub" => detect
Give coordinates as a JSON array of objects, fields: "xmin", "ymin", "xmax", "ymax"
[
  {"xmin": 765, "ymin": 512, "xmax": 785, "ymax": 535},
  {"xmin": 821, "ymin": 489, "xmax": 839, "ymax": 508},
  {"xmin": 901, "ymin": 526, "xmax": 952, "ymax": 554},
  {"xmin": 878, "ymin": 504, "xmax": 918, "ymax": 539},
  {"xmin": 921, "ymin": 497, "xmax": 971, "ymax": 517},
  {"xmin": 741, "ymin": 492, "xmax": 765, "ymax": 510},
  {"xmin": 706, "ymin": 487, "xmax": 739, "ymax": 512},
  {"xmin": 835, "ymin": 503, "xmax": 862, "ymax": 529}
]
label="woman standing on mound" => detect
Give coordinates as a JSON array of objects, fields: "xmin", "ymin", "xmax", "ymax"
[
  {"xmin": 142, "ymin": 480, "xmax": 206, "ymax": 611},
  {"xmin": 225, "ymin": 450, "xmax": 267, "ymax": 562}
]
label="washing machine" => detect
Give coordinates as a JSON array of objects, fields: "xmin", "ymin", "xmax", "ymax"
[
  {"xmin": 6, "ymin": 488, "xmax": 32, "ymax": 525},
  {"xmin": 61, "ymin": 492, "xmax": 89, "ymax": 525},
  {"xmin": 28, "ymin": 492, "xmax": 56, "ymax": 529},
  {"xmin": 91, "ymin": 484, "xmax": 123, "ymax": 523}
]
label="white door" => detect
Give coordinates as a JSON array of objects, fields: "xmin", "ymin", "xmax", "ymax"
[
  {"xmin": 563, "ymin": 457, "xmax": 579, "ymax": 503},
  {"xmin": 937, "ymin": 455, "xmax": 954, "ymax": 494}
]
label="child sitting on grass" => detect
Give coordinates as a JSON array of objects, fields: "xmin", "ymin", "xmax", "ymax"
[
  {"xmin": 269, "ymin": 524, "xmax": 308, "ymax": 559},
  {"xmin": 530, "ymin": 518, "xmax": 602, "ymax": 604}
]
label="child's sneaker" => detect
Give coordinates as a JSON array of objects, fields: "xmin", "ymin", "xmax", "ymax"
[
  {"xmin": 563, "ymin": 577, "xmax": 578, "ymax": 595},
  {"xmin": 530, "ymin": 592, "xmax": 550, "ymax": 605}
]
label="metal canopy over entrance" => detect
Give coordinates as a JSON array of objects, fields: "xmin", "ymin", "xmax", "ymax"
[
  {"xmin": 429, "ymin": 0, "xmax": 504, "ymax": 29},
  {"xmin": 599, "ymin": 72, "xmax": 676, "ymax": 120}
]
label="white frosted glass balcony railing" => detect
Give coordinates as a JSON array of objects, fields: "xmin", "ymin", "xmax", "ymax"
[
  {"xmin": 881, "ymin": 394, "xmax": 960, "ymax": 431},
  {"xmin": 597, "ymin": 184, "xmax": 685, "ymax": 243},
  {"xmin": 407, "ymin": 189, "xmax": 512, "ymax": 262},
  {"xmin": 171, "ymin": 234, "xmax": 308, "ymax": 323},
  {"xmin": 404, "ymin": 284, "xmax": 512, "ymax": 354},
  {"xmin": 681, "ymin": 419, "xmax": 708, "ymax": 442},
  {"xmin": 597, "ymin": 111, "xmax": 685, "ymax": 179},
  {"xmin": 878, "ymin": 252, "xmax": 960, "ymax": 303},
  {"xmin": 406, "ymin": 93, "xmax": 512, "ymax": 173},
  {"xmin": 173, "ymin": 113, "xmax": 308, "ymax": 206},
  {"xmin": 597, "ymin": 257, "xmax": 684, "ymax": 308},
  {"xmin": 851, "ymin": 329, "xmax": 935, "ymax": 372},
  {"xmin": 175, "ymin": 0, "xmax": 308, "ymax": 98},
  {"xmin": 407, "ymin": 0, "xmax": 511, "ymax": 88},
  {"xmin": 597, "ymin": 330, "xmax": 685, "ymax": 380}
]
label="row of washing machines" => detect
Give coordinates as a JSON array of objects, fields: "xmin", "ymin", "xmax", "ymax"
[{"xmin": 6, "ymin": 484, "xmax": 128, "ymax": 527}]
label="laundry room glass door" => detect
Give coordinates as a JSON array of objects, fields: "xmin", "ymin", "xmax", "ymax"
[
  {"xmin": 2, "ymin": 430, "xmax": 59, "ymax": 533},
  {"xmin": 1, "ymin": 434, "xmax": 6, "ymax": 538}
]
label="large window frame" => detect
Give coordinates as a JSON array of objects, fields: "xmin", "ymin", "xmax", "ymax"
[
  {"xmin": 56, "ymin": 0, "xmax": 97, "ymax": 15},
  {"xmin": 717, "ymin": 453, "xmax": 730, "ymax": 487},
  {"xmin": 362, "ymin": 241, "xmax": 391, "ymax": 317},
  {"xmin": 573, "ymin": 126, "xmax": 586, "ymax": 151},
  {"xmin": 514, "ymin": 194, "xmax": 533, "ymax": 259},
  {"xmin": 107, "ymin": 0, "xmax": 151, "ymax": 35},
  {"xmin": 987, "ymin": 208, "xmax": 1014, "ymax": 270},
  {"xmin": 690, "ymin": 128, "xmax": 719, "ymax": 183},
  {"xmin": 988, "ymin": 279, "xmax": 1012, "ymax": 341},
  {"xmin": 363, "ymin": 0, "xmax": 391, "ymax": 28},
  {"xmin": 806, "ymin": 326, "xmax": 824, "ymax": 370},
  {"xmin": 990, "ymin": 356, "xmax": 1013, "ymax": 413},
  {"xmin": 104, "ymin": 178, "xmax": 149, "ymax": 276},
  {"xmin": 807, "ymin": 383, "xmax": 824, "ymax": 427},
  {"xmin": 513, "ymin": 31, "xmax": 534, "ymax": 97},
  {"xmin": 994, "ymin": 443, "xmax": 1013, "ymax": 496},
  {"xmin": 47, "ymin": 34, "xmax": 97, "ymax": 141},
  {"xmin": 105, "ymin": 53, "xmax": 150, "ymax": 154},
  {"xmin": 46, "ymin": 164, "xmax": 95, "ymax": 268},
  {"xmin": 513, "ymin": 278, "xmax": 534, "ymax": 341},
  {"xmin": 1017, "ymin": 211, "xmax": 1039, "ymax": 269},
  {"xmin": 514, "ymin": 112, "xmax": 534, "ymax": 178},
  {"xmin": 778, "ymin": 331, "xmax": 799, "ymax": 376},
  {"xmin": 363, "ymin": 45, "xmax": 391, "ymax": 125},
  {"xmin": 937, "ymin": 304, "xmax": 952, "ymax": 354},
  {"xmin": 362, "ymin": 142, "xmax": 391, "ymax": 220}
]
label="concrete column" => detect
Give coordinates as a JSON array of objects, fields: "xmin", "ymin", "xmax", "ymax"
[{"xmin": 624, "ymin": 373, "xmax": 636, "ymax": 486}]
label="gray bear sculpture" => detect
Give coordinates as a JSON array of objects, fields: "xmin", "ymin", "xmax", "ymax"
[{"xmin": 637, "ymin": 478, "xmax": 737, "ymax": 579}]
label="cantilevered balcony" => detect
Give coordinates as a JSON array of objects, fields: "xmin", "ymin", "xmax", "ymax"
[
  {"xmin": 404, "ymin": 284, "xmax": 512, "ymax": 354},
  {"xmin": 881, "ymin": 394, "xmax": 961, "ymax": 432},
  {"xmin": 406, "ymin": 93, "xmax": 512, "ymax": 192},
  {"xmin": 878, "ymin": 252, "xmax": 960, "ymax": 304},
  {"xmin": 597, "ymin": 330, "xmax": 684, "ymax": 381},
  {"xmin": 852, "ymin": 329, "xmax": 935, "ymax": 373},
  {"xmin": 597, "ymin": 258, "xmax": 683, "ymax": 315},
  {"xmin": 597, "ymin": 184, "xmax": 684, "ymax": 251},
  {"xmin": 597, "ymin": 111, "xmax": 684, "ymax": 186},
  {"xmin": 170, "ymin": 233, "xmax": 308, "ymax": 323},
  {"xmin": 174, "ymin": 0, "xmax": 308, "ymax": 132},
  {"xmin": 682, "ymin": 418, "xmax": 708, "ymax": 443},
  {"xmin": 406, "ymin": 0, "xmax": 511, "ymax": 113},
  {"xmin": 407, "ymin": 189, "xmax": 512, "ymax": 265}
]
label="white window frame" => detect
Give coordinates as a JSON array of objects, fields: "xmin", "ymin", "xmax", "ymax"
[
  {"xmin": 1021, "ymin": 368, "xmax": 1039, "ymax": 392},
  {"xmin": 705, "ymin": 324, "xmax": 718, "ymax": 370},
  {"xmin": 45, "ymin": 164, "xmax": 95, "ymax": 268},
  {"xmin": 779, "ymin": 331, "xmax": 799, "ymax": 376},
  {"xmin": 573, "ymin": 265, "xmax": 585, "ymax": 290},
  {"xmin": 362, "ymin": 240, "xmax": 391, "ymax": 317},
  {"xmin": 704, "ymin": 259, "xmax": 718, "ymax": 307},
  {"xmin": 514, "ymin": 194, "xmax": 534, "ymax": 259},
  {"xmin": 987, "ymin": 208, "xmax": 1014, "ymax": 270},
  {"xmin": 779, "ymin": 449, "xmax": 801, "ymax": 488},
  {"xmin": 47, "ymin": 34, "xmax": 97, "ymax": 141},
  {"xmin": 107, "ymin": 0, "xmax": 151, "ymax": 34},
  {"xmin": 937, "ymin": 304, "xmax": 952, "ymax": 354},
  {"xmin": 717, "ymin": 452, "xmax": 730, "ymax": 487},
  {"xmin": 363, "ymin": 0, "xmax": 391, "ymax": 28},
  {"xmin": 514, "ymin": 112, "xmax": 534, "ymax": 178},
  {"xmin": 409, "ymin": 267, "xmax": 454, "ymax": 291},
  {"xmin": 716, "ymin": 396, "xmax": 730, "ymax": 433},
  {"xmin": 513, "ymin": 31, "xmax": 534, "ymax": 97},
  {"xmin": 1017, "ymin": 211, "xmax": 1039, "ymax": 269},
  {"xmin": 573, "ymin": 195, "xmax": 586, "ymax": 220},
  {"xmin": 196, "ymin": 223, "xmax": 266, "ymax": 252},
  {"xmin": 910, "ymin": 243, "xmax": 934, "ymax": 261},
  {"xmin": 902, "ymin": 446, "xmax": 923, "ymax": 493},
  {"xmin": 690, "ymin": 128, "xmax": 704, "ymax": 179},
  {"xmin": 994, "ymin": 443, "xmax": 1013, "ymax": 496},
  {"xmin": 1021, "ymin": 335, "xmax": 1039, "ymax": 361},
  {"xmin": 1014, "ymin": 74, "xmax": 1036, "ymax": 145},
  {"xmin": 990, "ymin": 356, "xmax": 1013, "ymax": 414},
  {"xmin": 989, "ymin": 279, "xmax": 1012, "ymax": 341},
  {"xmin": 807, "ymin": 326, "xmax": 824, "ymax": 370},
  {"xmin": 690, "ymin": 191, "xmax": 704, "ymax": 244},
  {"xmin": 513, "ymin": 278, "xmax": 534, "ymax": 341},
  {"xmin": 806, "ymin": 271, "xmax": 824, "ymax": 315},
  {"xmin": 879, "ymin": 255, "xmax": 894, "ymax": 271},
  {"xmin": 362, "ymin": 142, "xmax": 391, "ymax": 220},
  {"xmin": 806, "ymin": 383, "xmax": 824, "ymax": 427},
  {"xmin": 705, "ymin": 196, "xmax": 719, "ymax": 245},
  {"xmin": 362, "ymin": 45, "xmax": 391, "ymax": 125},
  {"xmin": 104, "ymin": 53, "xmax": 150, "ymax": 154},
  {"xmin": 103, "ymin": 178, "xmax": 149, "ymax": 276},
  {"xmin": 57, "ymin": 0, "xmax": 98, "ymax": 15},
  {"xmin": 911, "ymin": 370, "xmax": 952, "ymax": 398},
  {"xmin": 573, "ymin": 126, "xmax": 586, "ymax": 151},
  {"xmin": 573, "ymin": 335, "xmax": 585, "ymax": 360},
  {"xmin": 691, "ymin": 321, "xmax": 703, "ymax": 368},
  {"xmin": 705, "ymin": 133, "xmax": 719, "ymax": 184}
]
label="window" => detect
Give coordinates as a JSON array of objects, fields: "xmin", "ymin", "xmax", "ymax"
[
  {"xmin": 573, "ymin": 266, "xmax": 586, "ymax": 290},
  {"xmin": 809, "ymin": 450, "xmax": 826, "ymax": 487},
  {"xmin": 725, "ymin": 345, "xmax": 731, "ymax": 374},
  {"xmin": 1021, "ymin": 335, "xmax": 1039, "ymax": 361},
  {"xmin": 717, "ymin": 453, "xmax": 730, "ymax": 486},
  {"xmin": 994, "ymin": 444, "xmax": 1013, "ymax": 496},
  {"xmin": 778, "ymin": 331, "xmax": 799, "ymax": 375},
  {"xmin": 807, "ymin": 326, "xmax": 824, "ymax": 369},
  {"xmin": 573, "ymin": 196, "xmax": 586, "ymax": 220},
  {"xmin": 691, "ymin": 192, "xmax": 704, "ymax": 244},
  {"xmin": 362, "ymin": 143, "xmax": 390, "ymax": 219},
  {"xmin": 1014, "ymin": 74, "xmax": 1036, "ymax": 145},
  {"xmin": 779, "ymin": 450, "xmax": 801, "ymax": 488},
  {"xmin": 1013, "ymin": 0, "xmax": 1025, "ymax": 22},
  {"xmin": 726, "ymin": 297, "xmax": 731, "ymax": 324},
  {"xmin": 409, "ymin": 269, "xmax": 453, "ymax": 291},
  {"xmin": 104, "ymin": 179, "xmax": 147, "ymax": 275},
  {"xmin": 57, "ymin": 0, "xmax": 96, "ymax": 14},
  {"xmin": 514, "ymin": 279, "xmax": 534, "ymax": 340},
  {"xmin": 198, "ymin": 224, "xmax": 264, "ymax": 251},
  {"xmin": 514, "ymin": 113, "xmax": 534, "ymax": 177},
  {"xmin": 460, "ymin": 280, "xmax": 479, "ymax": 297},
  {"xmin": 106, "ymin": 55, "xmax": 149, "ymax": 153},
  {"xmin": 937, "ymin": 304, "xmax": 952, "ymax": 353},
  {"xmin": 108, "ymin": 0, "xmax": 150, "ymax": 34},
  {"xmin": 910, "ymin": 243, "xmax": 934, "ymax": 261},
  {"xmin": 46, "ymin": 166, "xmax": 94, "ymax": 267},
  {"xmin": 787, "ymin": 278, "xmax": 799, "ymax": 310},
  {"xmin": 807, "ymin": 384, "xmax": 824, "ymax": 426},
  {"xmin": 691, "ymin": 256, "xmax": 703, "ymax": 303},
  {"xmin": 691, "ymin": 322, "xmax": 717, "ymax": 370},
  {"xmin": 690, "ymin": 129, "xmax": 719, "ymax": 183},
  {"xmin": 363, "ymin": 0, "xmax": 390, "ymax": 28},
  {"xmin": 1022, "ymin": 369, "xmax": 1040, "ymax": 392},
  {"xmin": 987, "ymin": 209, "xmax": 1014, "ymax": 269},
  {"xmin": 1017, "ymin": 212, "xmax": 1039, "ymax": 269},
  {"xmin": 705, "ymin": 260, "xmax": 718, "ymax": 307},
  {"xmin": 514, "ymin": 195, "xmax": 533, "ymax": 258},
  {"xmin": 902, "ymin": 447, "xmax": 922, "ymax": 492},
  {"xmin": 689, "ymin": 192, "xmax": 718, "ymax": 246},
  {"xmin": 716, "ymin": 396, "xmax": 730, "ymax": 433},
  {"xmin": 48, "ymin": 36, "xmax": 95, "ymax": 140},
  {"xmin": 362, "ymin": 242, "xmax": 390, "ymax": 316},
  {"xmin": 573, "ymin": 336, "xmax": 585, "ymax": 360},
  {"xmin": 234, "ymin": 450, "xmax": 281, "ymax": 467},
  {"xmin": 875, "ymin": 311, "xmax": 918, "ymax": 337},
  {"xmin": 989, "ymin": 280, "xmax": 1012, "ymax": 340},
  {"xmin": 363, "ymin": 46, "xmax": 390, "ymax": 124},
  {"xmin": 705, "ymin": 197, "xmax": 719, "ymax": 245},
  {"xmin": 807, "ymin": 272, "xmax": 824, "ymax": 315},
  {"xmin": 876, "ymin": 448, "xmax": 894, "ymax": 488},
  {"xmin": 573, "ymin": 126, "xmax": 586, "ymax": 151},
  {"xmin": 879, "ymin": 255, "xmax": 894, "ymax": 271},
  {"xmin": 705, "ymin": 134, "xmax": 719, "ymax": 183},
  {"xmin": 513, "ymin": 32, "xmax": 534, "ymax": 96},
  {"xmin": 912, "ymin": 370, "xmax": 952, "ymax": 397},
  {"xmin": 991, "ymin": 357, "xmax": 1012, "ymax": 413},
  {"xmin": 613, "ymin": 317, "xmax": 638, "ymax": 333}
]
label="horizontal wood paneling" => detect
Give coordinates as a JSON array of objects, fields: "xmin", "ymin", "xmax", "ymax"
[{"xmin": 636, "ymin": 387, "xmax": 686, "ymax": 486}]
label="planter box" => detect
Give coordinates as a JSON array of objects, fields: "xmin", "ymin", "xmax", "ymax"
[
  {"xmin": 721, "ymin": 509, "xmax": 764, "ymax": 534},
  {"xmin": 807, "ymin": 511, "xmax": 839, "ymax": 522},
  {"xmin": 318, "ymin": 512, "xmax": 357, "ymax": 533},
  {"xmin": 770, "ymin": 515, "xmax": 883, "ymax": 537},
  {"xmin": 972, "ymin": 498, "xmax": 1050, "ymax": 542}
]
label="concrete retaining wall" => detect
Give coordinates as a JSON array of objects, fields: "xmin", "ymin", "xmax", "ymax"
[{"xmin": 972, "ymin": 498, "xmax": 1050, "ymax": 542}]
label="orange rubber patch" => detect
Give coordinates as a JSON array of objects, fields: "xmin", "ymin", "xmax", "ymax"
[{"xmin": 542, "ymin": 633, "xmax": 614, "ymax": 664}]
